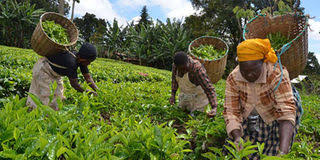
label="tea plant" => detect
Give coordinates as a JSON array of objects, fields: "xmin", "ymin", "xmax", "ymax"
[
  {"xmin": 0, "ymin": 45, "xmax": 319, "ymax": 159},
  {"xmin": 191, "ymin": 45, "xmax": 226, "ymax": 60},
  {"xmin": 42, "ymin": 21, "xmax": 70, "ymax": 45},
  {"xmin": 0, "ymin": 94, "xmax": 190, "ymax": 159},
  {"xmin": 267, "ymin": 32, "xmax": 291, "ymax": 50}
]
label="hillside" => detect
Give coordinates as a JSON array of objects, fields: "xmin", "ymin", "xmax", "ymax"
[{"xmin": 0, "ymin": 45, "xmax": 319, "ymax": 159}]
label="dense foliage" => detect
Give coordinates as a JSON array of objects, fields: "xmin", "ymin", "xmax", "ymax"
[
  {"xmin": 185, "ymin": 0, "xmax": 302, "ymax": 76},
  {"xmin": 15, "ymin": 0, "xmax": 70, "ymax": 16},
  {"xmin": 42, "ymin": 21, "xmax": 70, "ymax": 45},
  {"xmin": 267, "ymin": 32, "xmax": 291, "ymax": 50},
  {"xmin": 303, "ymin": 52, "xmax": 320, "ymax": 75},
  {"xmin": 1, "ymin": 1, "xmax": 319, "ymax": 76},
  {"xmin": 191, "ymin": 45, "xmax": 225, "ymax": 60},
  {"xmin": 0, "ymin": 0, "xmax": 44, "ymax": 48},
  {"xmin": 0, "ymin": 46, "xmax": 319, "ymax": 159}
]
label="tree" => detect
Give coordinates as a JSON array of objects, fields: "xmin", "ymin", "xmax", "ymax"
[
  {"xmin": 151, "ymin": 19, "xmax": 191, "ymax": 69},
  {"xmin": 138, "ymin": 6, "xmax": 152, "ymax": 28},
  {"xmin": 15, "ymin": 0, "xmax": 70, "ymax": 15},
  {"xmin": 185, "ymin": 0, "xmax": 249, "ymax": 75},
  {"xmin": 73, "ymin": 13, "xmax": 107, "ymax": 42},
  {"xmin": 104, "ymin": 19, "xmax": 128, "ymax": 58},
  {"xmin": 0, "ymin": 0, "xmax": 44, "ymax": 48},
  {"xmin": 303, "ymin": 52, "xmax": 320, "ymax": 75},
  {"xmin": 73, "ymin": 13, "xmax": 107, "ymax": 57},
  {"xmin": 59, "ymin": 0, "xmax": 65, "ymax": 15},
  {"xmin": 127, "ymin": 18, "xmax": 191, "ymax": 69},
  {"xmin": 185, "ymin": 0, "xmax": 302, "ymax": 76},
  {"xmin": 70, "ymin": 0, "xmax": 80, "ymax": 21}
]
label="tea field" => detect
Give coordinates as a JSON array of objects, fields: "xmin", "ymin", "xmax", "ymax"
[{"xmin": 0, "ymin": 45, "xmax": 319, "ymax": 159}]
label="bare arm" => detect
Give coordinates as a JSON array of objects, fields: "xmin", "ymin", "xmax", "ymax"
[
  {"xmin": 272, "ymin": 67, "xmax": 296, "ymax": 154},
  {"xmin": 68, "ymin": 77, "xmax": 85, "ymax": 93},
  {"xmin": 171, "ymin": 64, "xmax": 178, "ymax": 97},
  {"xmin": 170, "ymin": 64, "xmax": 178, "ymax": 105},
  {"xmin": 279, "ymin": 120, "xmax": 294, "ymax": 154},
  {"xmin": 83, "ymin": 73, "xmax": 98, "ymax": 91}
]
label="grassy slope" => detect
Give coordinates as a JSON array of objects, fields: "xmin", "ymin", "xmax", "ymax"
[{"xmin": 0, "ymin": 45, "xmax": 319, "ymax": 159}]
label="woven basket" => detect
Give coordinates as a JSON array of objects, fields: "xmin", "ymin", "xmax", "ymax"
[
  {"xmin": 31, "ymin": 12, "xmax": 78, "ymax": 57},
  {"xmin": 244, "ymin": 13, "xmax": 308, "ymax": 79},
  {"xmin": 188, "ymin": 36, "xmax": 229, "ymax": 84}
]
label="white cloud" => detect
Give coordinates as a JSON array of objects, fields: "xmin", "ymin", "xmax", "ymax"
[
  {"xmin": 69, "ymin": 0, "xmax": 198, "ymax": 26},
  {"xmin": 130, "ymin": 16, "xmax": 141, "ymax": 25},
  {"xmin": 309, "ymin": 19, "xmax": 320, "ymax": 40},
  {"xmin": 69, "ymin": 0, "xmax": 127, "ymax": 26},
  {"xmin": 166, "ymin": 3, "xmax": 195, "ymax": 19},
  {"xmin": 129, "ymin": 16, "xmax": 158, "ymax": 25},
  {"xmin": 152, "ymin": 0, "xmax": 196, "ymax": 19},
  {"xmin": 118, "ymin": 0, "xmax": 148, "ymax": 7},
  {"xmin": 117, "ymin": 0, "xmax": 197, "ymax": 20}
]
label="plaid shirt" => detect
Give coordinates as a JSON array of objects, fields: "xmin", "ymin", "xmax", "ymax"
[
  {"xmin": 223, "ymin": 62, "xmax": 296, "ymax": 138},
  {"xmin": 171, "ymin": 57, "xmax": 218, "ymax": 107}
]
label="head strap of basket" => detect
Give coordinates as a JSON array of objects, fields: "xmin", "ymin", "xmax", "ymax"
[
  {"xmin": 242, "ymin": 13, "xmax": 308, "ymax": 80},
  {"xmin": 187, "ymin": 36, "xmax": 229, "ymax": 84},
  {"xmin": 31, "ymin": 12, "xmax": 79, "ymax": 57}
]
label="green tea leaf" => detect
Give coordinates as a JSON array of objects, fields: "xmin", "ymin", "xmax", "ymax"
[
  {"xmin": 42, "ymin": 20, "xmax": 70, "ymax": 45},
  {"xmin": 191, "ymin": 45, "xmax": 225, "ymax": 60}
]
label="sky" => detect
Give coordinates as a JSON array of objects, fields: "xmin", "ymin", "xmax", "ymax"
[
  {"xmin": 68, "ymin": 0, "xmax": 320, "ymax": 61},
  {"xmin": 301, "ymin": 0, "xmax": 320, "ymax": 61},
  {"xmin": 69, "ymin": 0, "xmax": 196, "ymax": 25}
]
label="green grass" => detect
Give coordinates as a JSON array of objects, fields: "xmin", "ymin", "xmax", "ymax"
[{"xmin": 0, "ymin": 45, "xmax": 319, "ymax": 159}]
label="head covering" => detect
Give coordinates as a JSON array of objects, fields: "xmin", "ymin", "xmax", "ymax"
[
  {"xmin": 237, "ymin": 39, "xmax": 278, "ymax": 63},
  {"xmin": 174, "ymin": 51, "xmax": 188, "ymax": 66},
  {"xmin": 78, "ymin": 43, "xmax": 97, "ymax": 60}
]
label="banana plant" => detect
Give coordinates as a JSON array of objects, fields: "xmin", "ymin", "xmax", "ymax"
[
  {"xmin": 105, "ymin": 19, "xmax": 127, "ymax": 58},
  {"xmin": 0, "ymin": 0, "xmax": 44, "ymax": 48}
]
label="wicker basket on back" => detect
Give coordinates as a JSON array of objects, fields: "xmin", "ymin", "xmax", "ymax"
[
  {"xmin": 188, "ymin": 36, "xmax": 229, "ymax": 84},
  {"xmin": 31, "ymin": 12, "xmax": 78, "ymax": 57},
  {"xmin": 243, "ymin": 13, "xmax": 308, "ymax": 79}
]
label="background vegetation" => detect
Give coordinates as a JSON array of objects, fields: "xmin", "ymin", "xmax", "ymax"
[{"xmin": 1, "ymin": 0, "xmax": 319, "ymax": 73}]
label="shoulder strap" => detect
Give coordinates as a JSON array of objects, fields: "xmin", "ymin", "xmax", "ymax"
[
  {"xmin": 65, "ymin": 46, "xmax": 77, "ymax": 58},
  {"xmin": 46, "ymin": 59, "xmax": 68, "ymax": 69},
  {"xmin": 45, "ymin": 47, "xmax": 77, "ymax": 70}
]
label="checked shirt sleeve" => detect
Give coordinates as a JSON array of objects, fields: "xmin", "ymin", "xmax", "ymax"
[{"xmin": 223, "ymin": 74, "xmax": 243, "ymax": 138}]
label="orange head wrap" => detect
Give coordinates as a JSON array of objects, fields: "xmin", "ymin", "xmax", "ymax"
[{"xmin": 237, "ymin": 39, "xmax": 278, "ymax": 63}]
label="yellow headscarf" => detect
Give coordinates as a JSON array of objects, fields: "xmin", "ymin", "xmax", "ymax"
[{"xmin": 237, "ymin": 39, "xmax": 278, "ymax": 63}]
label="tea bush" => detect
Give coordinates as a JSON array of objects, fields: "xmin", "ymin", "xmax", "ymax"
[{"xmin": 0, "ymin": 45, "xmax": 319, "ymax": 159}]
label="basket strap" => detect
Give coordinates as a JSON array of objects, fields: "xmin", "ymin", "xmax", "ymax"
[
  {"xmin": 46, "ymin": 59, "xmax": 68, "ymax": 69},
  {"xmin": 44, "ymin": 47, "xmax": 78, "ymax": 70},
  {"xmin": 273, "ymin": 42, "xmax": 292, "ymax": 92},
  {"xmin": 45, "ymin": 46, "xmax": 77, "ymax": 70},
  {"xmin": 244, "ymin": 13, "xmax": 308, "ymax": 92},
  {"xmin": 65, "ymin": 46, "xmax": 77, "ymax": 58}
]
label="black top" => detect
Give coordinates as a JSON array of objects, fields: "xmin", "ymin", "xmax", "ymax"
[{"xmin": 47, "ymin": 51, "xmax": 89, "ymax": 79}]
